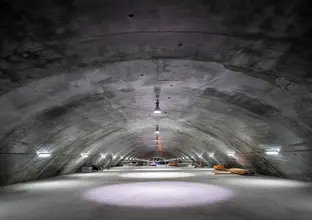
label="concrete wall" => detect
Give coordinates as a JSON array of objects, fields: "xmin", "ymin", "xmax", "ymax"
[{"xmin": 1, "ymin": 0, "xmax": 312, "ymax": 185}]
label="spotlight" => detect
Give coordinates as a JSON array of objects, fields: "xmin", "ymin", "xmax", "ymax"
[
  {"xmin": 227, "ymin": 152, "xmax": 235, "ymax": 156},
  {"xmin": 113, "ymin": 155, "xmax": 117, "ymax": 159},
  {"xmin": 154, "ymin": 99, "xmax": 162, "ymax": 114},
  {"xmin": 81, "ymin": 153, "xmax": 89, "ymax": 158},
  {"xmin": 155, "ymin": 126, "xmax": 160, "ymax": 134},
  {"xmin": 37, "ymin": 152, "xmax": 51, "ymax": 158},
  {"xmin": 100, "ymin": 153, "xmax": 106, "ymax": 158},
  {"xmin": 266, "ymin": 150, "xmax": 279, "ymax": 155},
  {"xmin": 209, "ymin": 153, "xmax": 214, "ymax": 157}
]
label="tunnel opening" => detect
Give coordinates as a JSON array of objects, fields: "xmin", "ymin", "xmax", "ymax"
[{"xmin": 0, "ymin": 1, "xmax": 312, "ymax": 219}]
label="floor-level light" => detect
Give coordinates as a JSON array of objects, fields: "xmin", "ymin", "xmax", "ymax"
[
  {"xmin": 81, "ymin": 153, "xmax": 89, "ymax": 158},
  {"xmin": 37, "ymin": 152, "xmax": 51, "ymax": 158},
  {"xmin": 154, "ymin": 99, "xmax": 162, "ymax": 114},
  {"xmin": 227, "ymin": 152, "xmax": 235, "ymax": 156},
  {"xmin": 266, "ymin": 150, "xmax": 279, "ymax": 155}
]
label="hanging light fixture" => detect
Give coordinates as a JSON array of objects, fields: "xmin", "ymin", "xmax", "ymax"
[
  {"xmin": 154, "ymin": 99, "xmax": 162, "ymax": 114},
  {"xmin": 155, "ymin": 125, "xmax": 160, "ymax": 134}
]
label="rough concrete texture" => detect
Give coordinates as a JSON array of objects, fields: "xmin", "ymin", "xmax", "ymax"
[
  {"xmin": 0, "ymin": 0, "xmax": 312, "ymax": 185},
  {"xmin": 0, "ymin": 168, "xmax": 312, "ymax": 220}
]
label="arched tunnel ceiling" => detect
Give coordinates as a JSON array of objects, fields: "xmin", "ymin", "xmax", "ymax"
[{"xmin": 0, "ymin": 0, "xmax": 312, "ymax": 184}]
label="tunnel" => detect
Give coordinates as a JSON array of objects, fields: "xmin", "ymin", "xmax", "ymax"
[{"xmin": 0, "ymin": 0, "xmax": 312, "ymax": 219}]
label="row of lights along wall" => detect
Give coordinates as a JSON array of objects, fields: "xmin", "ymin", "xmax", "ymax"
[
  {"xmin": 35, "ymin": 92, "xmax": 164, "ymax": 162},
  {"xmin": 151, "ymin": 96, "xmax": 280, "ymax": 161},
  {"xmin": 36, "ymin": 151, "xmax": 135, "ymax": 162},
  {"xmin": 179, "ymin": 149, "xmax": 281, "ymax": 161},
  {"xmin": 36, "ymin": 149, "xmax": 280, "ymax": 161},
  {"xmin": 36, "ymin": 95, "xmax": 281, "ymax": 161}
]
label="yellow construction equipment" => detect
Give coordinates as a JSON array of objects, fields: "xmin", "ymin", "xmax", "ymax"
[{"xmin": 213, "ymin": 164, "xmax": 254, "ymax": 176}]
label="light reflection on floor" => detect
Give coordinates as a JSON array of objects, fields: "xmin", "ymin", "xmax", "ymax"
[
  {"xmin": 84, "ymin": 181, "xmax": 234, "ymax": 208},
  {"xmin": 119, "ymin": 172, "xmax": 195, "ymax": 179},
  {"xmin": 6, "ymin": 180, "xmax": 91, "ymax": 192},
  {"xmin": 1, "ymin": 167, "xmax": 312, "ymax": 220},
  {"xmin": 132, "ymin": 168, "xmax": 182, "ymax": 171},
  {"xmin": 223, "ymin": 177, "xmax": 309, "ymax": 188}
]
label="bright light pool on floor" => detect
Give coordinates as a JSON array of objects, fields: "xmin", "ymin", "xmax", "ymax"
[
  {"xmin": 119, "ymin": 172, "xmax": 195, "ymax": 179},
  {"xmin": 132, "ymin": 168, "xmax": 182, "ymax": 171},
  {"xmin": 8, "ymin": 180, "xmax": 91, "ymax": 192},
  {"xmin": 225, "ymin": 177, "xmax": 309, "ymax": 188},
  {"xmin": 84, "ymin": 181, "xmax": 233, "ymax": 208}
]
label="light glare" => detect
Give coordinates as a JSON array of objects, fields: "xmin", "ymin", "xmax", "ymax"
[
  {"xmin": 84, "ymin": 182, "xmax": 233, "ymax": 208},
  {"xmin": 119, "ymin": 172, "xmax": 194, "ymax": 179},
  {"xmin": 266, "ymin": 151, "xmax": 279, "ymax": 155},
  {"xmin": 37, "ymin": 153, "xmax": 51, "ymax": 158}
]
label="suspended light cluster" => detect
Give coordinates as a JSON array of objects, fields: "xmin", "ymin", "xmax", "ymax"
[
  {"xmin": 154, "ymin": 99, "xmax": 162, "ymax": 114},
  {"xmin": 153, "ymin": 97, "xmax": 162, "ymax": 157},
  {"xmin": 155, "ymin": 125, "xmax": 160, "ymax": 134}
]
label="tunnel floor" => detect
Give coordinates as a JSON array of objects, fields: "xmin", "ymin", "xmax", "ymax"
[{"xmin": 0, "ymin": 167, "xmax": 311, "ymax": 220}]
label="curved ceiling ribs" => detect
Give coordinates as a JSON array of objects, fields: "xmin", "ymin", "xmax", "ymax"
[{"xmin": 0, "ymin": 0, "xmax": 312, "ymax": 184}]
